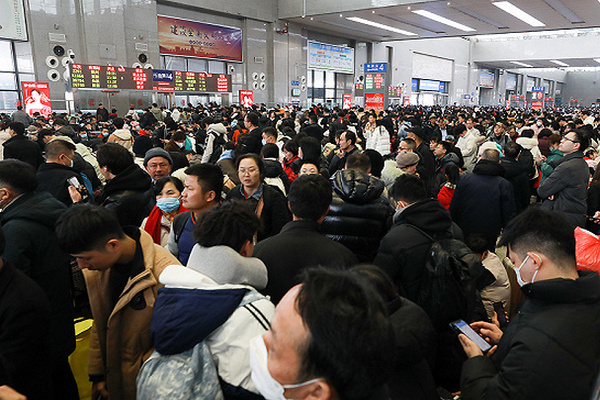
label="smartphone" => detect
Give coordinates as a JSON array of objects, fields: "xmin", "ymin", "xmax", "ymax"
[
  {"xmin": 449, "ymin": 319, "xmax": 492, "ymax": 353},
  {"xmin": 67, "ymin": 177, "xmax": 80, "ymax": 189},
  {"xmin": 493, "ymin": 302, "xmax": 508, "ymax": 328}
]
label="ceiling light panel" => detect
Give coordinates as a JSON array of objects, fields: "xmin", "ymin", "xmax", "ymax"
[
  {"xmin": 412, "ymin": 9, "xmax": 476, "ymax": 32},
  {"xmin": 550, "ymin": 59, "xmax": 569, "ymax": 67},
  {"xmin": 346, "ymin": 17, "xmax": 417, "ymax": 36},
  {"xmin": 511, "ymin": 61, "xmax": 534, "ymax": 67},
  {"xmin": 493, "ymin": 1, "xmax": 546, "ymax": 27}
]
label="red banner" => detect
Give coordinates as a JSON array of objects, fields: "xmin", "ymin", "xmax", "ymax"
[
  {"xmin": 342, "ymin": 94, "xmax": 351, "ymax": 110},
  {"xmin": 240, "ymin": 90, "xmax": 253, "ymax": 107},
  {"xmin": 364, "ymin": 93, "xmax": 384, "ymax": 112},
  {"xmin": 22, "ymin": 82, "xmax": 52, "ymax": 117},
  {"xmin": 157, "ymin": 15, "xmax": 243, "ymax": 62},
  {"xmin": 403, "ymin": 96, "xmax": 410, "ymax": 106}
]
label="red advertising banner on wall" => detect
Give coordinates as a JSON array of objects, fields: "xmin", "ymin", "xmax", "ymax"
[
  {"xmin": 403, "ymin": 96, "xmax": 410, "ymax": 106},
  {"xmin": 342, "ymin": 94, "xmax": 351, "ymax": 110},
  {"xmin": 157, "ymin": 15, "xmax": 243, "ymax": 62},
  {"xmin": 22, "ymin": 82, "xmax": 52, "ymax": 117},
  {"xmin": 364, "ymin": 93, "xmax": 385, "ymax": 112},
  {"xmin": 240, "ymin": 90, "xmax": 253, "ymax": 107}
]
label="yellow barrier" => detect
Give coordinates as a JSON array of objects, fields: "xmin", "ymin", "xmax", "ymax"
[{"xmin": 69, "ymin": 319, "xmax": 94, "ymax": 400}]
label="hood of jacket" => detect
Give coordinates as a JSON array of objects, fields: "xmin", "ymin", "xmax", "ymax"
[
  {"xmin": 103, "ymin": 163, "xmax": 152, "ymax": 196},
  {"xmin": 208, "ymin": 122, "xmax": 227, "ymax": 136},
  {"xmin": 394, "ymin": 198, "xmax": 453, "ymax": 234},
  {"xmin": 515, "ymin": 136, "xmax": 539, "ymax": 150},
  {"xmin": 500, "ymin": 157, "xmax": 526, "ymax": 179},
  {"xmin": 439, "ymin": 152, "xmax": 460, "ymax": 168},
  {"xmin": 331, "ymin": 169, "xmax": 385, "ymax": 205},
  {"xmin": 473, "ymin": 159, "xmax": 505, "ymax": 177},
  {"xmin": 151, "ymin": 244, "xmax": 268, "ymax": 355},
  {"xmin": 0, "ymin": 191, "xmax": 66, "ymax": 229},
  {"xmin": 111, "ymin": 128, "xmax": 132, "ymax": 141}
]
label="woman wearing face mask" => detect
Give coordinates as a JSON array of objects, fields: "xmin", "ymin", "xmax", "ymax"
[
  {"xmin": 164, "ymin": 131, "xmax": 187, "ymax": 153},
  {"xmin": 141, "ymin": 176, "xmax": 187, "ymax": 246}
]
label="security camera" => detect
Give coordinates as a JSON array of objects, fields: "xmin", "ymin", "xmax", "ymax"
[{"xmin": 67, "ymin": 49, "xmax": 75, "ymax": 59}]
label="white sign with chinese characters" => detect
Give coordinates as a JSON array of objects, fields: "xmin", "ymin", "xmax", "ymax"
[{"xmin": 0, "ymin": 0, "xmax": 27, "ymax": 41}]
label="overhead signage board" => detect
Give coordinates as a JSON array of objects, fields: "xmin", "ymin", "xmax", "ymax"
[
  {"xmin": 364, "ymin": 63, "xmax": 387, "ymax": 73},
  {"xmin": 70, "ymin": 64, "xmax": 231, "ymax": 93},
  {"xmin": 479, "ymin": 70, "xmax": 494, "ymax": 88},
  {"xmin": 307, "ymin": 40, "xmax": 354, "ymax": 74},
  {"xmin": 531, "ymin": 87, "xmax": 545, "ymax": 110},
  {"xmin": 0, "ymin": 0, "xmax": 27, "ymax": 40},
  {"xmin": 157, "ymin": 15, "xmax": 243, "ymax": 62}
]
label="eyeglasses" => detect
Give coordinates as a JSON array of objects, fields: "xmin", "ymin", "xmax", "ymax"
[{"xmin": 561, "ymin": 136, "xmax": 579, "ymax": 144}]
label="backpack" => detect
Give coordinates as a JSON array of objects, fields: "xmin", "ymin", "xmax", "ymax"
[
  {"xmin": 172, "ymin": 211, "xmax": 191, "ymax": 245},
  {"xmin": 207, "ymin": 131, "xmax": 226, "ymax": 165},
  {"xmin": 407, "ymin": 225, "xmax": 487, "ymax": 329}
]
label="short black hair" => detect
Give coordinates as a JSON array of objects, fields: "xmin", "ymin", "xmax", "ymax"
[
  {"xmin": 8, "ymin": 122, "xmax": 24, "ymax": 136},
  {"xmin": 260, "ymin": 143, "xmax": 279, "ymax": 159},
  {"xmin": 97, "ymin": 143, "xmax": 134, "ymax": 175},
  {"xmin": 345, "ymin": 152, "xmax": 371, "ymax": 174},
  {"xmin": 466, "ymin": 234, "xmax": 490, "ymax": 255},
  {"xmin": 245, "ymin": 112, "xmax": 259, "ymax": 127},
  {"xmin": 113, "ymin": 117, "xmax": 124, "ymax": 129},
  {"xmin": 438, "ymin": 141, "xmax": 453, "ymax": 154},
  {"xmin": 283, "ymin": 140, "xmax": 298, "ymax": 155},
  {"xmin": 299, "ymin": 137, "xmax": 321, "ymax": 163},
  {"xmin": 153, "ymin": 176, "xmax": 184, "ymax": 197},
  {"xmin": 573, "ymin": 128, "xmax": 590, "ymax": 150},
  {"xmin": 288, "ymin": 174, "xmax": 332, "ymax": 221},
  {"xmin": 498, "ymin": 206, "xmax": 576, "ymax": 268},
  {"xmin": 193, "ymin": 201, "xmax": 260, "ymax": 252},
  {"xmin": 296, "ymin": 268, "xmax": 394, "ymax": 400},
  {"xmin": 184, "ymin": 163, "xmax": 223, "ymax": 200},
  {"xmin": 482, "ymin": 148, "xmax": 500, "ymax": 163},
  {"xmin": 350, "ymin": 264, "xmax": 397, "ymax": 303},
  {"xmin": 55, "ymin": 204, "xmax": 125, "ymax": 254},
  {"xmin": 389, "ymin": 174, "xmax": 428, "ymax": 204},
  {"xmin": 262, "ymin": 127, "xmax": 277, "ymax": 139},
  {"xmin": 504, "ymin": 141, "xmax": 521, "ymax": 159},
  {"xmin": 46, "ymin": 139, "xmax": 76, "ymax": 159},
  {"xmin": 0, "ymin": 159, "xmax": 38, "ymax": 193},
  {"xmin": 362, "ymin": 149, "xmax": 384, "ymax": 178},
  {"xmin": 341, "ymin": 130, "xmax": 356, "ymax": 145},
  {"xmin": 444, "ymin": 163, "xmax": 461, "ymax": 185}
]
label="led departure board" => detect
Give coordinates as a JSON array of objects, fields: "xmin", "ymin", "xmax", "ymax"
[
  {"xmin": 365, "ymin": 73, "xmax": 385, "ymax": 90},
  {"xmin": 71, "ymin": 64, "xmax": 152, "ymax": 90},
  {"xmin": 71, "ymin": 64, "xmax": 232, "ymax": 93},
  {"xmin": 388, "ymin": 86, "xmax": 402, "ymax": 97}
]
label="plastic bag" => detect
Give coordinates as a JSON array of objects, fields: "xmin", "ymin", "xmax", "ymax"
[{"xmin": 574, "ymin": 227, "xmax": 600, "ymax": 273}]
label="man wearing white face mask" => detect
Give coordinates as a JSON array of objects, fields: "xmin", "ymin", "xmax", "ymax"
[
  {"xmin": 459, "ymin": 207, "xmax": 600, "ymax": 400},
  {"xmin": 249, "ymin": 268, "xmax": 394, "ymax": 400}
]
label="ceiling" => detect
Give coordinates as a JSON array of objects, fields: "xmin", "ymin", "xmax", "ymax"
[{"xmin": 283, "ymin": 0, "xmax": 600, "ymax": 42}]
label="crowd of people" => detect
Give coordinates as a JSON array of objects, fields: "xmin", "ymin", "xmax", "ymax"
[{"xmin": 0, "ymin": 101, "xmax": 599, "ymax": 400}]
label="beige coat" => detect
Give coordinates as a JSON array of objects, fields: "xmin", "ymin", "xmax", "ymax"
[{"xmin": 84, "ymin": 229, "xmax": 180, "ymax": 400}]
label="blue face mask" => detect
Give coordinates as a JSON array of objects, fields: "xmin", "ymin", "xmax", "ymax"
[
  {"xmin": 80, "ymin": 134, "xmax": 88, "ymax": 139},
  {"xmin": 156, "ymin": 197, "xmax": 180, "ymax": 213},
  {"xmin": 102, "ymin": 132, "xmax": 109, "ymax": 137},
  {"xmin": 261, "ymin": 139, "xmax": 267, "ymax": 146}
]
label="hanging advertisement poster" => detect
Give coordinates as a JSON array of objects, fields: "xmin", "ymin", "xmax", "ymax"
[
  {"xmin": 157, "ymin": 15, "xmax": 243, "ymax": 62},
  {"xmin": 364, "ymin": 93, "xmax": 384, "ymax": 112},
  {"xmin": 342, "ymin": 94, "xmax": 351, "ymax": 110},
  {"xmin": 0, "ymin": 0, "xmax": 27, "ymax": 40},
  {"xmin": 22, "ymin": 82, "xmax": 52, "ymax": 117},
  {"xmin": 240, "ymin": 90, "xmax": 253, "ymax": 107}
]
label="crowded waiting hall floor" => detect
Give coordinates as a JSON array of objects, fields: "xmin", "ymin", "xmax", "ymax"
[{"xmin": 1, "ymin": 103, "xmax": 600, "ymax": 400}]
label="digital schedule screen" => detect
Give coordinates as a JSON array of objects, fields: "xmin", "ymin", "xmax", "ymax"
[
  {"xmin": 71, "ymin": 64, "xmax": 232, "ymax": 93},
  {"xmin": 71, "ymin": 64, "xmax": 152, "ymax": 90},
  {"xmin": 365, "ymin": 73, "xmax": 385, "ymax": 90}
]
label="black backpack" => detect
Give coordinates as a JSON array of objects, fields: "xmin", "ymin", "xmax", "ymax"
[
  {"xmin": 172, "ymin": 211, "xmax": 191, "ymax": 245},
  {"xmin": 207, "ymin": 131, "xmax": 226, "ymax": 164},
  {"xmin": 407, "ymin": 225, "xmax": 488, "ymax": 329}
]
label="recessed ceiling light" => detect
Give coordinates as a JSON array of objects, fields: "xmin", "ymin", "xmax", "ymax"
[
  {"xmin": 340, "ymin": 14, "xmax": 343, "ymax": 17},
  {"xmin": 493, "ymin": 1, "xmax": 545, "ymax": 27},
  {"xmin": 346, "ymin": 17, "xmax": 417, "ymax": 36},
  {"xmin": 372, "ymin": 10, "xmax": 375, "ymax": 14},
  {"xmin": 407, "ymin": 6, "xmax": 411, "ymax": 10},
  {"xmin": 511, "ymin": 61, "xmax": 534, "ymax": 67},
  {"xmin": 412, "ymin": 10, "xmax": 476, "ymax": 31},
  {"xmin": 594, "ymin": 58, "xmax": 600, "ymax": 64},
  {"xmin": 310, "ymin": 17, "xmax": 314, "ymax": 20},
  {"xmin": 550, "ymin": 59, "xmax": 569, "ymax": 67}
]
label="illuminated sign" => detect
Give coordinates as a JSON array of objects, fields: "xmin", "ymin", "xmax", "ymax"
[{"xmin": 71, "ymin": 64, "xmax": 231, "ymax": 92}]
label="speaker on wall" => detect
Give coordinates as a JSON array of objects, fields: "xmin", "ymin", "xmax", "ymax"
[
  {"xmin": 53, "ymin": 45, "xmax": 65, "ymax": 57},
  {"xmin": 138, "ymin": 53, "xmax": 147, "ymax": 63}
]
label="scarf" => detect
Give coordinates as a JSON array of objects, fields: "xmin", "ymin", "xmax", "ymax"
[{"xmin": 144, "ymin": 204, "xmax": 188, "ymax": 244}]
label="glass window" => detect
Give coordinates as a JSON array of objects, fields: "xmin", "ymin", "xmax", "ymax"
[
  {"xmin": 14, "ymin": 41, "xmax": 34, "ymax": 73},
  {"xmin": 188, "ymin": 58, "xmax": 207, "ymax": 73},
  {"xmin": 208, "ymin": 61, "xmax": 225, "ymax": 74},
  {"xmin": 325, "ymin": 89, "xmax": 335, "ymax": 99},
  {"xmin": 19, "ymin": 74, "xmax": 35, "ymax": 84},
  {"xmin": 0, "ymin": 91, "xmax": 18, "ymax": 111},
  {"xmin": 163, "ymin": 56, "xmax": 186, "ymax": 71},
  {"xmin": 313, "ymin": 71, "xmax": 324, "ymax": 88},
  {"xmin": 0, "ymin": 41, "xmax": 14, "ymax": 72},
  {"xmin": 0, "ymin": 73, "xmax": 16, "ymax": 90},
  {"xmin": 325, "ymin": 71, "xmax": 335, "ymax": 88},
  {"xmin": 307, "ymin": 70, "xmax": 312, "ymax": 87}
]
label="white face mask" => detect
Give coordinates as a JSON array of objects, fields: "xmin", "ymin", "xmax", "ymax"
[
  {"xmin": 249, "ymin": 335, "xmax": 322, "ymax": 400},
  {"xmin": 176, "ymin": 142, "xmax": 185, "ymax": 148},
  {"xmin": 514, "ymin": 254, "xmax": 539, "ymax": 287}
]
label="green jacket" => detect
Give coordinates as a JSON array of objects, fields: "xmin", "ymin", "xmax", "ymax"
[{"xmin": 540, "ymin": 148, "xmax": 563, "ymax": 184}]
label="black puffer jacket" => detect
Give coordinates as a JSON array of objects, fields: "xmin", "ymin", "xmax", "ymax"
[
  {"xmin": 500, "ymin": 157, "xmax": 530, "ymax": 213},
  {"xmin": 263, "ymin": 158, "xmax": 290, "ymax": 193},
  {"xmin": 321, "ymin": 169, "xmax": 394, "ymax": 262},
  {"xmin": 95, "ymin": 164, "xmax": 154, "ymax": 226}
]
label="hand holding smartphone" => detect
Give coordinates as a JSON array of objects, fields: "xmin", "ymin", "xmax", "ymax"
[{"xmin": 450, "ymin": 319, "xmax": 492, "ymax": 354}]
